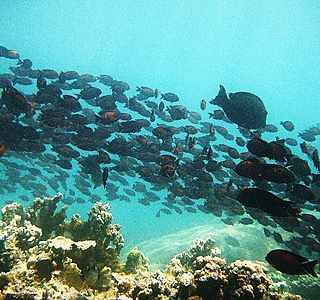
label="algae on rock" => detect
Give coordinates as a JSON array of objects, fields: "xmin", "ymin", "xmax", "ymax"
[{"xmin": 125, "ymin": 247, "xmax": 149, "ymax": 274}]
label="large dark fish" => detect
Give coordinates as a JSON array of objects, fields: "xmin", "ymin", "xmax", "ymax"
[
  {"xmin": 260, "ymin": 164, "xmax": 296, "ymax": 184},
  {"xmin": 102, "ymin": 167, "xmax": 109, "ymax": 189},
  {"xmin": 210, "ymin": 85, "xmax": 267, "ymax": 129},
  {"xmin": 236, "ymin": 188, "xmax": 300, "ymax": 217},
  {"xmin": 235, "ymin": 159, "xmax": 261, "ymax": 181},
  {"xmin": 247, "ymin": 138, "xmax": 290, "ymax": 162},
  {"xmin": 266, "ymin": 249, "xmax": 318, "ymax": 277}
]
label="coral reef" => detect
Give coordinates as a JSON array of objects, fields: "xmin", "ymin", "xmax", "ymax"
[
  {"xmin": 0, "ymin": 194, "xmax": 304, "ymax": 299},
  {"xmin": 125, "ymin": 247, "xmax": 149, "ymax": 274}
]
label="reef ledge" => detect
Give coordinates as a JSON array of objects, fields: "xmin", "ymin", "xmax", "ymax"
[{"xmin": 0, "ymin": 194, "xmax": 303, "ymax": 299}]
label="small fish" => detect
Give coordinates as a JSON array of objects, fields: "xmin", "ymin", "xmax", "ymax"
[
  {"xmin": 17, "ymin": 58, "xmax": 33, "ymax": 69},
  {"xmin": 263, "ymin": 228, "xmax": 272, "ymax": 237},
  {"xmin": 160, "ymin": 208, "xmax": 172, "ymax": 215},
  {"xmin": 239, "ymin": 217, "xmax": 254, "ymax": 225},
  {"xmin": 273, "ymin": 232, "xmax": 284, "ymax": 244},
  {"xmin": 207, "ymin": 147, "xmax": 214, "ymax": 160},
  {"xmin": 36, "ymin": 75, "xmax": 47, "ymax": 90},
  {"xmin": 188, "ymin": 136, "xmax": 196, "ymax": 150},
  {"xmin": 266, "ymin": 249, "xmax": 318, "ymax": 277},
  {"xmin": 200, "ymin": 99, "xmax": 206, "ymax": 110},
  {"xmin": 159, "ymin": 101, "xmax": 165, "ymax": 111},
  {"xmin": 280, "ymin": 120, "xmax": 294, "ymax": 132},
  {"xmin": 209, "ymin": 124, "xmax": 215, "ymax": 137},
  {"xmin": 300, "ymin": 141, "xmax": 310, "ymax": 155},
  {"xmin": 102, "ymin": 167, "xmax": 109, "ymax": 189},
  {"xmin": 154, "ymin": 88, "xmax": 159, "ymax": 98},
  {"xmin": 150, "ymin": 109, "xmax": 155, "ymax": 122}
]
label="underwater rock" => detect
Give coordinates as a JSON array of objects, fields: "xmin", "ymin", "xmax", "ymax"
[
  {"xmin": 193, "ymin": 255, "xmax": 227, "ymax": 299},
  {"xmin": 1, "ymin": 202, "xmax": 25, "ymax": 224},
  {"xmin": 0, "ymin": 199, "xmax": 303, "ymax": 299},
  {"xmin": 47, "ymin": 236, "xmax": 96, "ymax": 252},
  {"xmin": 132, "ymin": 271, "xmax": 176, "ymax": 299},
  {"xmin": 27, "ymin": 255, "xmax": 55, "ymax": 280},
  {"xmin": 0, "ymin": 234, "xmax": 14, "ymax": 273},
  {"xmin": 63, "ymin": 201, "xmax": 125, "ymax": 271},
  {"xmin": 226, "ymin": 260, "xmax": 272, "ymax": 299},
  {"xmin": 125, "ymin": 247, "xmax": 149, "ymax": 274},
  {"xmin": 27, "ymin": 193, "xmax": 67, "ymax": 239},
  {"xmin": 173, "ymin": 238, "xmax": 220, "ymax": 269},
  {"xmin": 0, "ymin": 202, "xmax": 43, "ymax": 259},
  {"xmin": 60, "ymin": 257, "xmax": 84, "ymax": 290}
]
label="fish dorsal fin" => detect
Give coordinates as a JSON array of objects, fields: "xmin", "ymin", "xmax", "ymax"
[
  {"xmin": 210, "ymin": 85, "xmax": 228, "ymax": 106},
  {"xmin": 301, "ymin": 260, "xmax": 319, "ymax": 277}
]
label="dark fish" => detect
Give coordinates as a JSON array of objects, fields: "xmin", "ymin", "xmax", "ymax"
[
  {"xmin": 77, "ymin": 86, "xmax": 102, "ymax": 100},
  {"xmin": 210, "ymin": 85, "xmax": 267, "ymax": 129},
  {"xmin": 236, "ymin": 188, "xmax": 301, "ymax": 217},
  {"xmin": 247, "ymin": 138, "xmax": 269, "ymax": 157},
  {"xmin": 263, "ymin": 228, "xmax": 272, "ymax": 237},
  {"xmin": 206, "ymin": 147, "xmax": 213, "ymax": 160},
  {"xmin": 160, "ymin": 208, "xmax": 172, "ymax": 215},
  {"xmin": 78, "ymin": 73, "xmax": 96, "ymax": 82},
  {"xmin": 159, "ymin": 101, "xmax": 165, "ymax": 111},
  {"xmin": 36, "ymin": 75, "xmax": 47, "ymax": 90},
  {"xmin": 9, "ymin": 66, "xmax": 30, "ymax": 77},
  {"xmin": 161, "ymin": 92, "xmax": 179, "ymax": 102},
  {"xmin": 59, "ymin": 70, "xmax": 80, "ymax": 82},
  {"xmin": 299, "ymin": 131, "xmax": 316, "ymax": 142},
  {"xmin": 286, "ymin": 184, "xmax": 316, "ymax": 203},
  {"xmin": 239, "ymin": 217, "xmax": 254, "ymax": 225},
  {"xmin": 260, "ymin": 163, "xmax": 296, "ymax": 184},
  {"xmin": 247, "ymin": 138, "xmax": 289, "ymax": 162},
  {"xmin": 0, "ymin": 46, "xmax": 19, "ymax": 59},
  {"xmin": 150, "ymin": 109, "xmax": 156, "ymax": 122},
  {"xmin": 102, "ymin": 167, "xmax": 109, "ymax": 189},
  {"xmin": 208, "ymin": 109, "xmax": 226, "ymax": 120},
  {"xmin": 99, "ymin": 74, "xmax": 114, "ymax": 86},
  {"xmin": 264, "ymin": 124, "xmax": 278, "ymax": 133},
  {"xmin": 267, "ymin": 140, "xmax": 290, "ymax": 162},
  {"xmin": 273, "ymin": 232, "xmax": 284, "ymax": 244},
  {"xmin": 200, "ymin": 99, "xmax": 206, "ymax": 110},
  {"xmin": 209, "ymin": 124, "xmax": 215, "ymax": 137},
  {"xmin": 280, "ymin": 121, "xmax": 294, "ymax": 131},
  {"xmin": 308, "ymin": 126, "xmax": 320, "ymax": 135},
  {"xmin": 17, "ymin": 58, "xmax": 33, "ymax": 69},
  {"xmin": 265, "ymin": 249, "xmax": 318, "ymax": 277},
  {"xmin": 167, "ymin": 104, "xmax": 188, "ymax": 120},
  {"xmin": 13, "ymin": 77, "xmax": 33, "ymax": 86},
  {"xmin": 284, "ymin": 138, "xmax": 298, "ymax": 147},
  {"xmin": 42, "ymin": 69, "xmax": 59, "ymax": 79},
  {"xmin": 1, "ymin": 86, "xmax": 30, "ymax": 116},
  {"xmin": 300, "ymin": 141, "xmax": 310, "ymax": 155},
  {"xmin": 235, "ymin": 137, "xmax": 246, "ymax": 147},
  {"xmin": 235, "ymin": 158, "xmax": 261, "ymax": 181}
]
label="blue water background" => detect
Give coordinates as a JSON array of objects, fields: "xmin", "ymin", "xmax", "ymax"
[{"xmin": 1, "ymin": 1, "xmax": 320, "ymax": 268}]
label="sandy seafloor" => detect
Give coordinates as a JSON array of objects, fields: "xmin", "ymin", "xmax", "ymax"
[{"xmin": 0, "ymin": 0, "xmax": 320, "ymax": 276}]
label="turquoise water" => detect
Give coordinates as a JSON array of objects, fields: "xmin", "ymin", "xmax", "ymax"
[{"xmin": 1, "ymin": 0, "xmax": 320, "ymax": 287}]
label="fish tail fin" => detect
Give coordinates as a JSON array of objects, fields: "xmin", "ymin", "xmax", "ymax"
[
  {"xmin": 210, "ymin": 85, "xmax": 228, "ymax": 106},
  {"xmin": 301, "ymin": 260, "xmax": 319, "ymax": 277}
]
